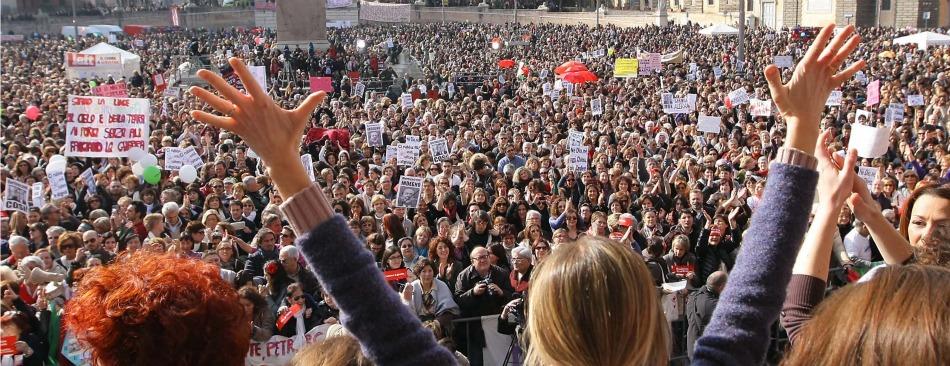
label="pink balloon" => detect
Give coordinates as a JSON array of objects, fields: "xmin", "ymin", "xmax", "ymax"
[{"xmin": 25, "ymin": 106, "xmax": 40, "ymax": 121}]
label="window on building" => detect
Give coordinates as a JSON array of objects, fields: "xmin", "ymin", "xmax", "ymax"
[
  {"xmin": 708, "ymin": 0, "xmax": 714, "ymax": 5},
  {"xmin": 881, "ymin": 0, "xmax": 890, "ymax": 10},
  {"xmin": 747, "ymin": 0, "xmax": 753, "ymax": 11}
]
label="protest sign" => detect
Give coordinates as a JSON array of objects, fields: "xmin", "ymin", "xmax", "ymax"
[
  {"xmin": 133, "ymin": 39, "xmax": 145, "ymax": 48},
  {"xmin": 309, "ymin": 76, "xmax": 333, "ymax": 92},
  {"xmin": 569, "ymin": 146, "xmax": 589, "ymax": 172},
  {"xmin": 300, "ymin": 154, "xmax": 316, "ymax": 182},
  {"xmin": 385, "ymin": 145, "xmax": 397, "ymax": 163},
  {"xmin": 65, "ymin": 95, "xmax": 149, "ymax": 157},
  {"xmin": 3, "ymin": 179, "xmax": 30, "ymax": 213},
  {"xmin": 750, "ymin": 99, "xmax": 772, "ymax": 117},
  {"xmin": 591, "ymin": 98, "xmax": 603, "ymax": 116},
  {"xmin": 446, "ymin": 82, "xmax": 455, "ymax": 94},
  {"xmin": 80, "ymin": 168, "xmax": 96, "ymax": 194},
  {"xmin": 498, "ymin": 74, "xmax": 506, "ymax": 84},
  {"xmin": 245, "ymin": 324, "xmax": 331, "ymax": 366},
  {"xmin": 49, "ymin": 170, "xmax": 70, "ymax": 200},
  {"xmin": 857, "ymin": 166, "xmax": 877, "ymax": 190},
  {"xmin": 182, "ymin": 146, "xmax": 203, "ymax": 168},
  {"xmin": 687, "ymin": 63, "xmax": 698, "ymax": 80},
  {"xmin": 735, "ymin": 60, "xmax": 745, "ymax": 73},
  {"xmin": 539, "ymin": 69, "xmax": 549, "ymax": 79},
  {"xmin": 713, "ymin": 66, "xmax": 723, "ymax": 78},
  {"xmin": 395, "ymin": 176, "xmax": 423, "ymax": 208},
  {"xmin": 826, "ymin": 90, "xmax": 843, "ymax": 106},
  {"xmin": 354, "ymin": 82, "xmax": 366, "ymax": 98},
  {"xmin": 249, "ymin": 65, "xmax": 267, "ymax": 91},
  {"xmin": 884, "ymin": 104, "xmax": 905, "ymax": 127},
  {"xmin": 568, "ymin": 130, "xmax": 584, "ymax": 147},
  {"xmin": 405, "ymin": 135, "xmax": 420, "ymax": 144},
  {"xmin": 397, "ymin": 143, "xmax": 419, "ymax": 166},
  {"xmin": 384, "ymin": 268, "xmax": 409, "ymax": 281},
  {"xmin": 774, "ymin": 55, "xmax": 793, "ymax": 69},
  {"xmin": 1, "ymin": 336, "xmax": 16, "ymax": 355},
  {"xmin": 866, "ymin": 79, "xmax": 880, "ymax": 106},
  {"xmin": 542, "ymin": 82, "xmax": 551, "ymax": 96},
  {"xmin": 848, "ymin": 124, "xmax": 889, "ymax": 158},
  {"xmin": 907, "ymin": 94, "xmax": 925, "ymax": 106},
  {"xmin": 429, "ymin": 137, "xmax": 449, "ymax": 162},
  {"xmin": 686, "ymin": 94, "xmax": 697, "ymax": 112},
  {"xmin": 163, "ymin": 86, "xmax": 181, "ymax": 98},
  {"xmin": 727, "ymin": 87, "xmax": 750, "ymax": 106},
  {"xmin": 365, "ymin": 122, "xmax": 383, "ymax": 147},
  {"xmin": 564, "ymin": 83, "xmax": 574, "ymax": 97},
  {"xmin": 164, "ymin": 147, "xmax": 185, "ymax": 170},
  {"xmin": 401, "ymin": 93, "xmax": 414, "ymax": 108},
  {"xmin": 854, "ymin": 70, "xmax": 868, "ymax": 84},
  {"xmin": 92, "ymin": 82, "xmax": 128, "ymax": 98},
  {"xmin": 31, "ymin": 182, "xmax": 45, "ymax": 209},
  {"xmin": 64, "ymin": 52, "xmax": 123, "ymax": 79},
  {"xmin": 697, "ymin": 115, "xmax": 722, "ymax": 134},
  {"xmin": 638, "ymin": 53, "xmax": 661, "ymax": 75},
  {"xmin": 613, "ymin": 58, "xmax": 639, "ymax": 78}
]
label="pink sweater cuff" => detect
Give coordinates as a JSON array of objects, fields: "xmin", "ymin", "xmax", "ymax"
[{"xmin": 278, "ymin": 184, "xmax": 334, "ymax": 235}]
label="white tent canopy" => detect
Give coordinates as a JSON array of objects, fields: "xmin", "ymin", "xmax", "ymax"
[
  {"xmin": 699, "ymin": 24, "xmax": 739, "ymax": 36},
  {"xmin": 65, "ymin": 42, "xmax": 141, "ymax": 80},
  {"xmin": 893, "ymin": 31, "xmax": 950, "ymax": 51}
]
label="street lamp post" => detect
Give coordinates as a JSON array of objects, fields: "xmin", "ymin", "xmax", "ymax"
[
  {"xmin": 514, "ymin": 0, "xmax": 518, "ymax": 24},
  {"xmin": 71, "ymin": 0, "xmax": 79, "ymax": 42},
  {"xmin": 737, "ymin": 0, "xmax": 745, "ymax": 62}
]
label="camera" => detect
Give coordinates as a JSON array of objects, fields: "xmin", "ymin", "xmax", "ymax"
[{"xmin": 479, "ymin": 278, "xmax": 495, "ymax": 296}]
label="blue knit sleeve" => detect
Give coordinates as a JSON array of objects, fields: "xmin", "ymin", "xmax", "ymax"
[
  {"xmin": 691, "ymin": 163, "xmax": 818, "ymax": 366},
  {"xmin": 297, "ymin": 215, "xmax": 457, "ymax": 366}
]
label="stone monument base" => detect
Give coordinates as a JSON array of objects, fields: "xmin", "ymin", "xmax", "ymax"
[{"xmin": 277, "ymin": 40, "xmax": 331, "ymax": 50}]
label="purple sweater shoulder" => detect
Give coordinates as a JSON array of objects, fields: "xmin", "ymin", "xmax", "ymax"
[
  {"xmin": 692, "ymin": 163, "xmax": 818, "ymax": 365},
  {"xmin": 296, "ymin": 214, "xmax": 457, "ymax": 365}
]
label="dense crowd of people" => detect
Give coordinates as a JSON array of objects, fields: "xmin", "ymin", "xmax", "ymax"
[{"xmin": 1, "ymin": 20, "xmax": 948, "ymax": 365}]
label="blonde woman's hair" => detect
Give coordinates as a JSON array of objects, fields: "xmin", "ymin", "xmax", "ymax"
[
  {"xmin": 783, "ymin": 265, "xmax": 950, "ymax": 366},
  {"xmin": 526, "ymin": 236, "xmax": 669, "ymax": 366},
  {"xmin": 290, "ymin": 335, "xmax": 373, "ymax": 366}
]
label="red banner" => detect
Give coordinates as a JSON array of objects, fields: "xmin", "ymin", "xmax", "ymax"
[
  {"xmin": 0, "ymin": 336, "xmax": 17, "ymax": 355},
  {"xmin": 384, "ymin": 268, "xmax": 408, "ymax": 282},
  {"xmin": 92, "ymin": 82, "xmax": 128, "ymax": 98},
  {"xmin": 275, "ymin": 303, "xmax": 302, "ymax": 331}
]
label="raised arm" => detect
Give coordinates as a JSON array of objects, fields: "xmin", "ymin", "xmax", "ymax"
[
  {"xmin": 781, "ymin": 131, "xmax": 859, "ymax": 345},
  {"xmin": 848, "ymin": 179, "xmax": 913, "ymax": 264},
  {"xmin": 189, "ymin": 58, "xmax": 456, "ymax": 366},
  {"xmin": 692, "ymin": 23, "xmax": 865, "ymax": 366}
]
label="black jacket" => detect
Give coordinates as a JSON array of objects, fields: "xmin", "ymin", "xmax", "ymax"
[{"xmin": 686, "ymin": 285, "xmax": 720, "ymax": 359}]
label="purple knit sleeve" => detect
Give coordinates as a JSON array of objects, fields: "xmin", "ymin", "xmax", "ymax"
[
  {"xmin": 691, "ymin": 163, "xmax": 818, "ymax": 366},
  {"xmin": 281, "ymin": 185, "xmax": 457, "ymax": 365}
]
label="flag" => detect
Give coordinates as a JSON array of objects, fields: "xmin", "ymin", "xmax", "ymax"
[{"xmin": 276, "ymin": 303, "xmax": 302, "ymax": 331}]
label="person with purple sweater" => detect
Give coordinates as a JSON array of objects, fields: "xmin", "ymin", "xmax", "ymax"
[{"xmin": 189, "ymin": 22, "xmax": 864, "ymax": 366}]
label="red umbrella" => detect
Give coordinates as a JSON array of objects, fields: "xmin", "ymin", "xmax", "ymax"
[
  {"xmin": 497, "ymin": 59, "xmax": 516, "ymax": 69},
  {"xmin": 562, "ymin": 70, "xmax": 598, "ymax": 84},
  {"xmin": 555, "ymin": 61, "xmax": 587, "ymax": 75}
]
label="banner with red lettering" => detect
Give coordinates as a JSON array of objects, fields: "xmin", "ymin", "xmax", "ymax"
[
  {"xmin": 245, "ymin": 324, "xmax": 331, "ymax": 366},
  {"xmin": 65, "ymin": 95, "xmax": 150, "ymax": 157},
  {"xmin": 64, "ymin": 52, "xmax": 123, "ymax": 79},
  {"xmin": 92, "ymin": 82, "xmax": 128, "ymax": 98}
]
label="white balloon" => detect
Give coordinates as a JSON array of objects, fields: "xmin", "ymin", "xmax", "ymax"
[
  {"xmin": 140, "ymin": 154, "xmax": 158, "ymax": 168},
  {"xmin": 127, "ymin": 147, "xmax": 146, "ymax": 161},
  {"xmin": 179, "ymin": 165, "xmax": 198, "ymax": 184},
  {"xmin": 132, "ymin": 162, "xmax": 144, "ymax": 176},
  {"xmin": 45, "ymin": 160, "xmax": 67, "ymax": 174}
]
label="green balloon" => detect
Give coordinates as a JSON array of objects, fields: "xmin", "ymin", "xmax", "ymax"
[
  {"xmin": 143, "ymin": 166, "xmax": 162, "ymax": 185},
  {"xmin": 89, "ymin": 80, "xmax": 97, "ymax": 88}
]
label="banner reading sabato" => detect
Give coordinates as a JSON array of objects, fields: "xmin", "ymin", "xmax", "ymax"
[
  {"xmin": 245, "ymin": 324, "xmax": 331, "ymax": 366},
  {"xmin": 64, "ymin": 95, "xmax": 149, "ymax": 157}
]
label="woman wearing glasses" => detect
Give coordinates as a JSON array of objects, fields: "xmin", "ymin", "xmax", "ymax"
[
  {"xmin": 52, "ymin": 232, "xmax": 83, "ymax": 276},
  {"xmin": 276, "ymin": 283, "xmax": 320, "ymax": 337},
  {"xmin": 401, "ymin": 258, "xmax": 460, "ymax": 333}
]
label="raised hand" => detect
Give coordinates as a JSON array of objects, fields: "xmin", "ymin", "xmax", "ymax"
[
  {"xmin": 189, "ymin": 57, "xmax": 326, "ymax": 198},
  {"xmin": 764, "ymin": 24, "xmax": 866, "ymax": 154},
  {"xmin": 815, "ymin": 130, "xmax": 858, "ymax": 209}
]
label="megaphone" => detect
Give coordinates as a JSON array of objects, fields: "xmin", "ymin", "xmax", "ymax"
[{"xmin": 28, "ymin": 267, "xmax": 65, "ymax": 285}]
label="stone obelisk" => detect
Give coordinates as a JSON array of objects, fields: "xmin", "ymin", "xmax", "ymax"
[{"xmin": 276, "ymin": 0, "xmax": 330, "ymax": 50}]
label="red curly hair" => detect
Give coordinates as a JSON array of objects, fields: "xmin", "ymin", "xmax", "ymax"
[{"xmin": 65, "ymin": 252, "xmax": 249, "ymax": 366}]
